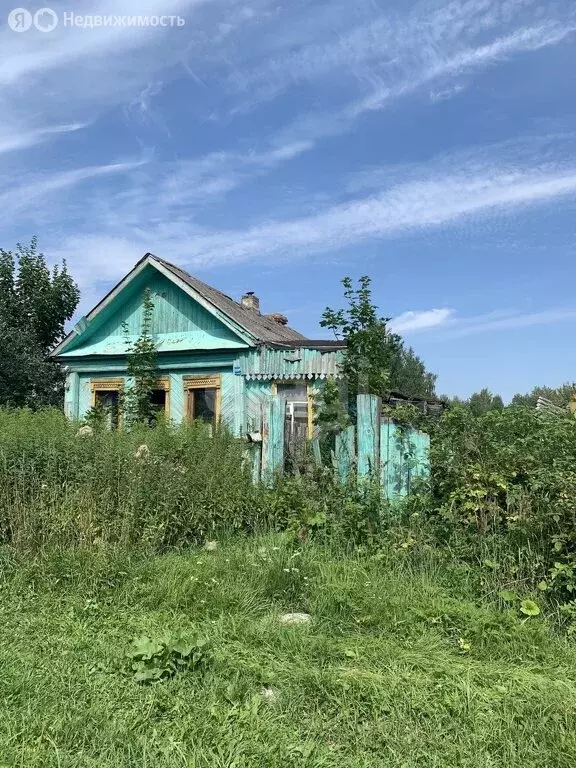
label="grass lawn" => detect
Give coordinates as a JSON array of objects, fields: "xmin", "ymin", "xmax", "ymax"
[{"xmin": 1, "ymin": 534, "xmax": 576, "ymax": 767}]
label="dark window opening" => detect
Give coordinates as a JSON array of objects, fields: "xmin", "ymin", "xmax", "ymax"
[
  {"xmin": 148, "ymin": 388, "xmax": 167, "ymax": 425},
  {"xmin": 187, "ymin": 387, "xmax": 218, "ymax": 426},
  {"xmin": 94, "ymin": 389, "xmax": 120, "ymax": 430},
  {"xmin": 150, "ymin": 389, "xmax": 167, "ymax": 412}
]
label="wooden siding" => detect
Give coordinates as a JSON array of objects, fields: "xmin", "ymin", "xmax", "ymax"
[
  {"xmin": 60, "ymin": 267, "xmax": 247, "ymax": 357},
  {"xmin": 239, "ymin": 347, "xmax": 343, "ymax": 379}
]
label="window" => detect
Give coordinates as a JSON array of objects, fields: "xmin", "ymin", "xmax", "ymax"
[
  {"xmin": 91, "ymin": 378, "xmax": 123, "ymax": 430},
  {"xmin": 274, "ymin": 381, "xmax": 313, "ymax": 438},
  {"xmin": 90, "ymin": 377, "xmax": 170, "ymax": 428},
  {"xmin": 183, "ymin": 375, "xmax": 221, "ymax": 428},
  {"xmin": 149, "ymin": 377, "xmax": 170, "ymax": 424}
]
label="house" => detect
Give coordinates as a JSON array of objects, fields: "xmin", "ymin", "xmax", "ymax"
[{"xmin": 51, "ymin": 253, "xmax": 345, "ymax": 435}]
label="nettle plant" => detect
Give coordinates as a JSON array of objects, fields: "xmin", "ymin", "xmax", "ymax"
[{"xmin": 127, "ymin": 633, "xmax": 211, "ymax": 683}]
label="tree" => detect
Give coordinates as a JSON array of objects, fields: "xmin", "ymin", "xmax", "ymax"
[
  {"xmin": 121, "ymin": 289, "xmax": 160, "ymax": 427},
  {"xmin": 468, "ymin": 388, "xmax": 504, "ymax": 417},
  {"xmin": 511, "ymin": 383, "xmax": 576, "ymax": 410},
  {"xmin": 0, "ymin": 238, "xmax": 79, "ymax": 408},
  {"xmin": 321, "ymin": 276, "xmax": 436, "ymax": 402}
]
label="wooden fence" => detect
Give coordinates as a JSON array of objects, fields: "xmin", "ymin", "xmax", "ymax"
[{"xmin": 249, "ymin": 394, "xmax": 430, "ymax": 499}]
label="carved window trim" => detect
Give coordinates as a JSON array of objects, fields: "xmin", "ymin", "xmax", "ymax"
[{"xmin": 183, "ymin": 374, "xmax": 221, "ymax": 423}]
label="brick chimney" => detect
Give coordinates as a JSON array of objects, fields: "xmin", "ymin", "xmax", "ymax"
[{"xmin": 241, "ymin": 291, "xmax": 260, "ymax": 313}]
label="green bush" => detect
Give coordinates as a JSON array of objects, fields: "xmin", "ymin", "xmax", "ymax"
[{"xmin": 418, "ymin": 404, "xmax": 576, "ymax": 605}]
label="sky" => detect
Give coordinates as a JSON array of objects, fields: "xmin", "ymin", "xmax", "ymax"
[{"xmin": 1, "ymin": 0, "xmax": 575, "ymax": 400}]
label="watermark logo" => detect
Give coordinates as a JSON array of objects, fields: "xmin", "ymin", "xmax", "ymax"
[
  {"xmin": 8, "ymin": 6, "xmax": 58, "ymax": 31},
  {"xmin": 7, "ymin": 8, "xmax": 185, "ymax": 31},
  {"xmin": 34, "ymin": 7, "xmax": 58, "ymax": 32},
  {"xmin": 8, "ymin": 7, "xmax": 33, "ymax": 31}
]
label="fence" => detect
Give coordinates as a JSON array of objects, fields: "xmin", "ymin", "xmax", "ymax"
[{"xmin": 249, "ymin": 394, "xmax": 430, "ymax": 499}]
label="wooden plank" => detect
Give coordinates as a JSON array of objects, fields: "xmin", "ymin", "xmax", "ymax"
[
  {"xmin": 262, "ymin": 397, "xmax": 285, "ymax": 484},
  {"xmin": 335, "ymin": 425, "xmax": 355, "ymax": 483},
  {"xmin": 232, "ymin": 373, "xmax": 246, "ymax": 436},
  {"xmin": 310, "ymin": 437, "xmax": 322, "ymax": 467},
  {"xmin": 380, "ymin": 418, "xmax": 391, "ymax": 496},
  {"xmin": 249, "ymin": 443, "xmax": 261, "ymax": 484},
  {"xmin": 357, "ymin": 394, "xmax": 381, "ymax": 479},
  {"xmin": 64, "ymin": 372, "xmax": 79, "ymax": 420},
  {"xmin": 387, "ymin": 422, "xmax": 405, "ymax": 498}
]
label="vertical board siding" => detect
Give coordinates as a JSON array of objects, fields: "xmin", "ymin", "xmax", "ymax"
[
  {"xmin": 92, "ymin": 272, "xmax": 243, "ymax": 341},
  {"xmin": 66, "ymin": 268, "xmax": 245, "ymax": 356},
  {"xmin": 357, "ymin": 394, "xmax": 381, "ymax": 478},
  {"xmin": 169, "ymin": 373, "xmax": 186, "ymax": 422},
  {"xmin": 240, "ymin": 347, "xmax": 344, "ymax": 379},
  {"xmin": 245, "ymin": 379, "xmax": 274, "ymax": 432},
  {"xmin": 220, "ymin": 372, "xmax": 239, "ymax": 433},
  {"xmin": 232, "ymin": 374, "xmax": 246, "ymax": 436},
  {"xmin": 64, "ymin": 372, "xmax": 79, "ymax": 419},
  {"xmin": 252, "ymin": 394, "xmax": 429, "ymax": 498},
  {"xmin": 336, "ymin": 425, "xmax": 355, "ymax": 482},
  {"xmin": 261, "ymin": 397, "xmax": 284, "ymax": 484}
]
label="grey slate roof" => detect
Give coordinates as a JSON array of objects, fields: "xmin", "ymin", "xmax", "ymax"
[{"xmin": 149, "ymin": 253, "xmax": 309, "ymax": 344}]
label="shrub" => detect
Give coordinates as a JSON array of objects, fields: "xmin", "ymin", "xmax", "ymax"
[{"xmin": 420, "ymin": 404, "xmax": 576, "ymax": 603}]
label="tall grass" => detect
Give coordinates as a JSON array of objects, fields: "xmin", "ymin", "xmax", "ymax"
[
  {"xmin": 1, "ymin": 535, "xmax": 575, "ymax": 767},
  {"xmin": 0, "ymin": 408, "xmax": 269, "ymax": 551}
]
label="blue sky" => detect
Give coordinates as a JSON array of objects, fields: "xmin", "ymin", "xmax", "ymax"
[{"xmin": 1, "ymin": 0, "xmax": 576, "ymax": 400}]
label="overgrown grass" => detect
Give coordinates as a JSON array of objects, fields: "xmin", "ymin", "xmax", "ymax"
[
  {"xmin": 1, "ymin": 535, "xmax": 576, "ymax": 767},
  {"xmin": 0, "ymin": 408, "xmax": 269, "ymax": 550}
]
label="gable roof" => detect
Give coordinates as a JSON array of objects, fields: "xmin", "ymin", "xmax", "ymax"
[
  {"xmin": 151, "ymin": 255, "xmax": 307, "ymax": 344},
  {"xmin": 51, "ymin": 252, "xmax": 310, "ymax": 358}
]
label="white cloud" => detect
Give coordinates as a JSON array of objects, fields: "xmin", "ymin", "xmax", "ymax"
[
  {"xmin": 161, "ymin": 162, "xmax": 576, "ymax": 266},
  {"xmin": 42, "ymin": 133, "xmax": 576, "ymax": 302},
  {"xmin": 273, "ymin": 20, "xmax": 575, "ymax": 150},
  {"xmin": 443, "ymin": 308, "xmax": 576, "ymax": 337},
  {"xmin": 0, "ymin": 158, "xmax": 149, "ymax": 218},
  {"xmin": 390, "ymin": 309, "xmax": 455, "ymax": 334},
  {"xmin": 389, "ymin": 306, "xmax": 576, "ymax": 338},
  {"xmin": 0, "ymin": 123, "xmax": 85, "ymax": 156}
]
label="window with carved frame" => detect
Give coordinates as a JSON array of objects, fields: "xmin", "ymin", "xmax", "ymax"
[{"xmin": 183, "ymin": 375, "xmax": 221, "ymax": 428}]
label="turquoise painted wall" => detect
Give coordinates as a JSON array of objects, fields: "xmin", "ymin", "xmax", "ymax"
[
  {"xmin": 73, "ymin": 363, "xmax": 253, "ymax": 434},
  {"xmin": 61, "ymin": 267, "xmax": 247, "ymax": 357},
  {"xmin": 68, "ymin": 361, "xmax": 332, "ymax": 435}
]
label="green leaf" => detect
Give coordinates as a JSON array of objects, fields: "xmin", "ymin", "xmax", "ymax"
[
  {"xmin": 520, "ymin": 599, "xmax": 540, "ymax": 616},
  {"xmin": 171, "ymin": 639, "xmax": 194, "ymax": 658},
  {"xmin": 537, "ymin": 581, "xmax": 548, "ymax": 591},
  {"xmin": 499, "ymin": 590, "xmax": 518, "ymax": 603}
]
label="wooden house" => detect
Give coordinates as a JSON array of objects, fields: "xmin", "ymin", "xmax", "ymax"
[{"xmin": 51, "ymin": 253, "xmax": 345, "ymax": 435}]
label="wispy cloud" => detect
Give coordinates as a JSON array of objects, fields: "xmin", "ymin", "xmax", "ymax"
[
  {"xmin": 42, "ymin": 132, "xmax": 576, "ymax": 301},
  {"xmin": 390, "ymin": 306, "xmax": 576, "ymax": 338},
  {"xmin": 232, "ymin": 0, "xmax": 575, "ymax": 148},
  {"xmin": 390, "ymin": 308, "xmax": 455, "ymax": 334},
  {"xmin": 444, "ymin": 308, "xmax": 576, "ymax": 338},
  {"xmin": 166, "ymin": 159, "xmax": 576, "ymax": 266},
  {"xmin": 0, "ymin": 158, "xmax": 149, "ymax": 217},
  {"xmin": 0, "ymin": 123, "xmax": 84, "ymax": 156}
]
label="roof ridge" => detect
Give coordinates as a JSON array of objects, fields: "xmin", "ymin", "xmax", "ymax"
[{"xmin": 148, "ymin": 254, "xmax": 238, "ymax": 305}]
